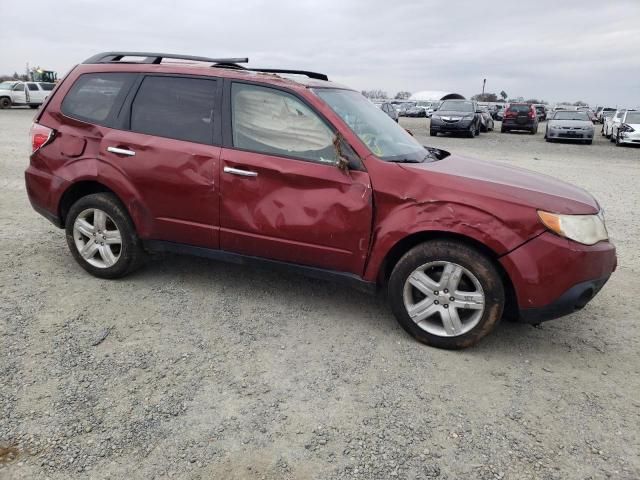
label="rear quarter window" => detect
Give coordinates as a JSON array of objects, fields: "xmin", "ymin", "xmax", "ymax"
[{"xmin": 61, "ymin": 73, "xmax": 136, "ymax": 125}]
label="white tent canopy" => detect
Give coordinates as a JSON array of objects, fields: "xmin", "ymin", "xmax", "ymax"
[{"xmin": 410, "ymin": 91, "xmax": 465, "ymax": 101}]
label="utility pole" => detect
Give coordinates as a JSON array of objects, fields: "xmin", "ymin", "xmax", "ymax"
[{"xmin": 482, "ymin": 78, "xmax": 486, "ymax": 97}]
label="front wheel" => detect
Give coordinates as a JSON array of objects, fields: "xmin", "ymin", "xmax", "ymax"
[
  {"xmin": 430, "ymin": 129, "xmax": 437, "ymax": 137},
  {"xmin": 65, "ymin": 193, "xmax": 145, "ymax": 279},
  {"xmin": 388, "ymin": 240, "xmax": 505, "ymax": 349},
  {"xmin": 0, "ymin": 97, "xmax": 11, "ymax": 109}
]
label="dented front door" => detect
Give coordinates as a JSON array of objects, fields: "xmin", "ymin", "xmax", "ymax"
[{"xmin": 219, "ymin": 149, "xmax": 373, "ymax": 275}]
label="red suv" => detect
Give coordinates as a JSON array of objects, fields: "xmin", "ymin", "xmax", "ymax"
[
  {"xmin": 25, "ymin": 52, "xmax": 616, "ymax": 349},
  {"xmin": 501, "ymin": 103, "xmax": 539, "ymax": 134}
]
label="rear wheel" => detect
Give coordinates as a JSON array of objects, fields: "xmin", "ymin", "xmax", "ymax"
[
  {"xmin": 500, "ymin": 126, "xmax": 508, "ymax": 133},
  {"xmin": 388, "ymin": 240, "xmax": 505, "ymax": 349},
  {"xmin": 0, "ymin": 97, "xmax": 11, "ymax": 109},
  {"xmin": 29, "ymin": 104, "xmax": 39, "ymax": 109},
  {"xmin": 430, "ymin": 129, "xmax": 437, "ymax": 137},
  {"xmin": 65, "ymin": 193, "xmax": 145, "ymax": 279}
]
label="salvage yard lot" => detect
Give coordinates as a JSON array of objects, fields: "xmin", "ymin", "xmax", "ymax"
[{"xmin": 1, "ymin": 108, "xmax": 639, "ymax": 479}]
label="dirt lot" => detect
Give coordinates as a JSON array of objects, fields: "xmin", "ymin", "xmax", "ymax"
[{"xmin": 1, "ymin": 108, "xmax": 639, "ymax": 480}]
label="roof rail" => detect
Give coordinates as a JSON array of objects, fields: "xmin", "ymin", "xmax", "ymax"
[
  {"xmin": 82, "ymin": 51, "xmax": 249, "ymax": 65},
  {"xmin": 250, "ymin": 68, "xmax": 328, "ymax": 81},
  {"xmin": 82, "ymin": 52, "xmax": 329, "ymax": 81}
]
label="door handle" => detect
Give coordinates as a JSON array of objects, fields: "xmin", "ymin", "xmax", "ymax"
[
  {"xmin": 107, "ymin": 146, "xmax": 136, "ymax": 157},
  {"xmin": 224, "ymin": 166, "xmax": 258, "ymax": 177}
]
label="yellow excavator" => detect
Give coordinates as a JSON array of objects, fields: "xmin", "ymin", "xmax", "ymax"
[{"xmin": 28, "ymin": 67, "xmax": 58, "ymax": 83}]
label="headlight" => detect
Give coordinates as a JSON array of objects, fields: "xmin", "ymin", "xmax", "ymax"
[{"xmin": 538, "ymin": 211, "xmax": 608, "ymax": 245}]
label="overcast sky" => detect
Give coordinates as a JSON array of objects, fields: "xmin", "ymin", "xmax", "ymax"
[{"xmin": 1, "ymin": 0, "xmax": 638, "ymax": 106}]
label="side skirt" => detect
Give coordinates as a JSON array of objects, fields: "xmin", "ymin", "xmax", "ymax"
[{"xmin": 143, "ymin": 240, "xmax": 377, "ymax": 295}]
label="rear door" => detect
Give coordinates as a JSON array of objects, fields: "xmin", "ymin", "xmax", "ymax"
[
  {"xmin": 219, "ymin": 81, "xmax": 373, "ymax": 275},
  {"xmin": 26, "ymin": 83, "xmax": 45, "ymax": 104},
  {"xmin": 61, "ymin": 72, "xmax": 222, "ymax": 248},
  {"xmin": 12, "ymin": 82, "xmax": 26, "ymax": 104}
]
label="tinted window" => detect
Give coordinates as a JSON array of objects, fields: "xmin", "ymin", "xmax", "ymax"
[
  {"xmin": 27, "ymin": 83, "xmax": 39, "ymax": 91},
  {"xmin": 509, "ymin": 104, "xmax": 531, "ymax": 113},
  {"xmin": 131, "ymin": 76, "xmax": 217, "ymax": 144},
  {"xmin": 232, "ymin": 83, "xmax": 338, "ymax": 164},
  {"xmin": 13, "ymin": 83, "xmax": 24, "ymax": 91},
  {"xmin": 40, "ymin": 83, "xmax": 55, "ymax": 91},
  {"xmin": 62, "ymin": 73, "xmax": 135, "ymax": 125}
]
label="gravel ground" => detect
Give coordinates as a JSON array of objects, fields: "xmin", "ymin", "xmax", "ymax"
[{"xmin": 1, "ymin": 108, "xmax": 639, "ymax": 480}]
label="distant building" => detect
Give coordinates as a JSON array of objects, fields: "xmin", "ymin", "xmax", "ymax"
[{"xmin": 410, "ymin": 91, "xmax": 466, "ymax": 101}]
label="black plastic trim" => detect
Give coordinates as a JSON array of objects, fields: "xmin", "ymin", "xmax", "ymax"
[
  {"xmin": 32, "ymin": 203, "xmax": 63, "ymax": 228},
  {"xmin": 143, "ymin": 240, "xmax": 376, "ymax": 295},
  {"xmin": 518, "ymin": 276, "xmax": 611, "ymax": 324}
]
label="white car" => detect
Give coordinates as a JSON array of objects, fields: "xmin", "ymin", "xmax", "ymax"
[
  {"xmin": 613, "ymin": 110, "xmax": 640, "ymax": 146},
  {"xmin": 0, "ymin": 81, "xmax": 54, "ymax": 109},
  {"xmin": 603, "ymin": 109, "xmax": 625, "ymax": 139}
]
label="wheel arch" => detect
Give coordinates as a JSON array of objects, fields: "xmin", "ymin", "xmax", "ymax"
[{"xmin": 376, "ymin": 230, "xmax": 519, "ymax": 320}]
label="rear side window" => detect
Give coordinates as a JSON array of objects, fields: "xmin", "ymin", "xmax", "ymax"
[
  {"xmin": 62, "ymin": 73, "xmax": 135, "ymax": 125},
  {"xmin": 40, "ymin": 83, "xmax": 55, "ymax": 91},
  {"xmin": 27, "ymin": 83, "xmax": 39, "ymax": 91},
  {"xmin": 130, "ymin": 76, "xmax": 217, "ymax": 144}
]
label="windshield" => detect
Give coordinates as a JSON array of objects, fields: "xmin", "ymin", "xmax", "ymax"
[
  {"xmin": 625, "ymin": 112, "xmax": 640, "ymax": 123},
  {"xmin": 314, "ymin": 89, "xmax": 431, "ymax": 162},
  {"xmin": 0, "ymin": 81, "xmax": 17, "ymax": 90},
  {"xmin": 553, "ymin": 111, "xmax": 589, "ymax": 121},
  {"xmin": 439, "ymin": 100, "xmax": 473, "ymax": 112}
]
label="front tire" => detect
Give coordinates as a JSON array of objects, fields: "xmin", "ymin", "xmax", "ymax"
[
  {"xmin": 0, "ymin": 97, "xmax": 11, "ymax": 109},
  {"xmin": 430, "ymin": 129, "xmax": 437, "ymax": 137},
  {"xmin": 65, "ymin": 193, "xmax": 145, "ymax": 279},
  {"xmin": 388, "ymin": 240, "xmax": 505, "ymax": 349}
]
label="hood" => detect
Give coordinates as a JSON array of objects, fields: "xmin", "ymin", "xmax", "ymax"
[
  {"xmin": 401, "ymin": 154, "xmax": 599, "ymax": 215},
  {"xmin": 434, "ymin": 110, "xmax": 474, "ymax": 117},
  {"xmin": 548, "ymin": 119, "xmax": 592, "ymax": 127}
]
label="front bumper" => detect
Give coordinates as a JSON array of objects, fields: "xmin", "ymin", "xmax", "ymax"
[
  {"xmin": 547, "ymin": 129, "xmax": 594, "ymax": 141},
  {"xmin": 618, "ymin": 130, "xmax": 640, "ymax": 145},
  {"xmin": 499, "ymin": 232, "xmax": 616, "ymax": 324},
  {"xmin": 430, "ymin": 118, "xmax": 473, "ymax": 132}
]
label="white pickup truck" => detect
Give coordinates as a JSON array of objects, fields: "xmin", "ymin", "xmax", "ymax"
[{"xmin": 0, "ymin": 81, "xmax": 55, "ymax": 109}]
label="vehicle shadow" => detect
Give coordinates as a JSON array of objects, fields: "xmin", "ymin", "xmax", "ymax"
[{"xmin": 129, "ymin": 253, "xmax": 592, "ymax": 355}]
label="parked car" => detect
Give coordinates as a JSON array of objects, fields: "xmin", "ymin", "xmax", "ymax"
[
  {"xmin": 397, "ymin": 102, "xmax": 416, "ymax": 117},
  {"xmin": 597, "ymin": 107, "xmax": 616, "ymax": 123},
  {"xmin": 479, "ymin": 107, "xmax": 494, "ymax": 132},
  {"xmin": 545, "ymin": 110, "xmax": 594, "ymax": 144},
  {"xmin": 0, "ymin": 81, "xmax": 54, "ymax": 109},
  {"xmin": 429, "ymin": 99, "xmax": 482, "ymax": 137},
  {"xmin": 501, "ymin": 103, "xmax": 539, "ymax": 134},
  {"xmin": 600, "ymin": 110, "xmax": 615, "ymax": 133},
  {"xmin": 378, "ymin": 101, "xmax": 399, "ymax": 122},
  {"xmin": 25, "ymin": 51, "xmax": 616, "ymax": 349},
  {"xmin": 613, "ymin": 110, "xmax": 640, "ymax": 146},
  {"xmin": 492, "ymin": 105, "xmax": 505, "ymax": 120},
  {"xmin": 534, "ymin": 104, "xmax": 547, "ymax": 121},
  {"xmin": 603, "ymin": 109, "xmax": 626, "ymax": 138},
  {"xmin": 405, "ymin": 105, "xmax": 427, "ymax": 117}
]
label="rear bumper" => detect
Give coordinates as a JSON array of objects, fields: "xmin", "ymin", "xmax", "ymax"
[
  {"xmin": 502, "ymin": 119, "xmax": 535, "ymax": 130},
  {"xmin": 25, "ymin": 166, "xmax": 65, "ymax": 228},
  {"xmin": 499, "ymin": 232, "xmax": 617, "ymax": 323}
]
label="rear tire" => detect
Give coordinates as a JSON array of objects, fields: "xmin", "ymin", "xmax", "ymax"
[
  {"xmin": 65, "ymin": 193, "xmax": 145, "ymax": 279},
  {"xmin": 388, "ymin": 240, "xmax": 505, "ymax": 349},
  {"xmin": 0, "ymin": 97, "xmax": 11, "ymax": 109},
  {"xmin": 29, "ymin": 104, "xmax": 39, "ymax": 109},
  {"xmin": 430, "ymin": 129, "xmax": 437, "ymax": 137}
]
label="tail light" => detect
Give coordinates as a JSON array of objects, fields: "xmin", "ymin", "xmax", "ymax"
[
  {"xmin": 30, "ymin": 123, "xmax": 54, "ymax": 154},
  {"xmin": 529, "ymin": 109, "xmax": 536, "ymax": 119}
]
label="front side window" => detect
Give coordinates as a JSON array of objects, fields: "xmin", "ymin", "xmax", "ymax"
[
  {"xmin": 62, "ymin": 73, "xmax": 135, "ymax": 125},
  {"xmin": 232, "ymin": 83, "xmax": 338, "ymax": 164},
  {"xmin": 13, "ymin": 83, "xmax": 24, "ymax": 91},
  {"xmin": 131, "ymin": 76, "xmax": 217, "ymax": 144},
  {"xmin": 315, "ymin": 88, "xmax": 430, "ymax": 162}
]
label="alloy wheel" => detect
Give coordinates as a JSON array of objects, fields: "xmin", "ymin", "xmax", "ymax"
[
  {"xmin": 403, "ymin": 261, "xmax": 485, "ymax": 337},
  {"xmin": 73, "ymin": 208, "xmax": 122, "ymax": 268}
]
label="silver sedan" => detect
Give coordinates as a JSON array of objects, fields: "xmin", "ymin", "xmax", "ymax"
[{"xmin": 545, "ymin": 110, "xmax": 594, "ymax": 144}]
